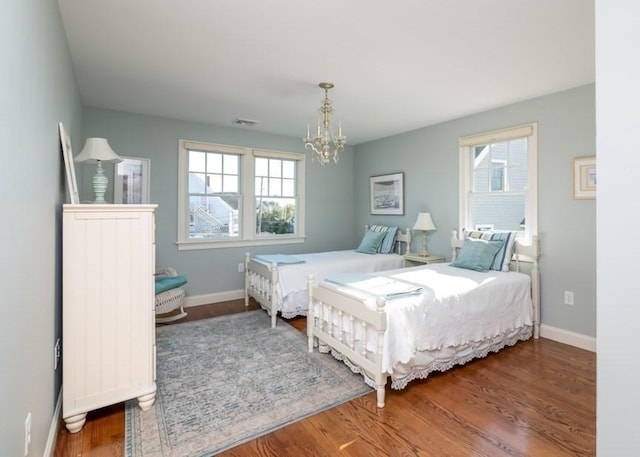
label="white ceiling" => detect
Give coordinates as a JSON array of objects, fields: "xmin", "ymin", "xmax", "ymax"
[{"xmin": 57, "ymin": 0, "xmax": 594, "ymax": 145}]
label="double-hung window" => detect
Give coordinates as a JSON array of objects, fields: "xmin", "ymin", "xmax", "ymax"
[
  {"xmin": 177, "ymin": 140, "xmax": 305, "ymax": 250},
  {"xmin": 458, "ymin": 123, "xmax": 538, "ymax": 241}
]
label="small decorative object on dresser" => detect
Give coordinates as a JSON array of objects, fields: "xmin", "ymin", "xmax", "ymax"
[
  {"xmin": 74, "ymin": 137, "xmax": 123, "ymax": 203},
  {"xmin": 404, "ymin": 253, "xmax": 445, "ymax": 267},
  {"xmin": 58, "ymin": 122, "xmax": 80, "ymax": 204},
  {"xmin": 114, "ymin": 156, "xmax": 150, "ymax": 204}
]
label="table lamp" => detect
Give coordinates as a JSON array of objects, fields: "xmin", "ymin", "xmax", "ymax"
[
  {"xmin": 75, "ymin": 138, "xmax": 123, "ymax": 203},
  {"xmin": 412, "ymin": 212, "xmax": 437, "ymax": 257}
]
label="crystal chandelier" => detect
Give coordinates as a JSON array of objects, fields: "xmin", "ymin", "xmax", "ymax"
[{"xmin": 303, "ymin": 82, "xmax": 346, "ymax": 165}]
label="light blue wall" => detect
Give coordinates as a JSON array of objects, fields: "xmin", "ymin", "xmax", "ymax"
[
  {"xmin": 81, "ymin": 108, "xmax": 356, "ymax": 296},
  {"xmin": 354, "ymin": 85, "xmax": 596, "ymax": 337},
  {"xmin": 0, "ymin": 1, "xmax": 82, "ymax": 455}
]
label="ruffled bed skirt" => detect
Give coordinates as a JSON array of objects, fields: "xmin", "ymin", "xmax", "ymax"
[{"xmin": 319, "ymin": 325, "xmax": 533, "ymax": 390}]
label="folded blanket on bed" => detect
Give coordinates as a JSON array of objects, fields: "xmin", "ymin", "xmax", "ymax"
[
  {"xmin": 325, "ymin": 272, "xmax": 423, "ymax": 300},
  {"xmin": 255, "ymin": 254, "xmax": 306, "ymax": 265}
]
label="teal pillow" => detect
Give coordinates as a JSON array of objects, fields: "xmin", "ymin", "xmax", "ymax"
[
  {"xmin": 451, "ymin": 238, "xmax": 505, "ymax": 272},
  {"xmin": 155, "ymin": 275, "xmax": 188, "ymax": 294},
  {"xmin": 463, "ymin": 229, "xmax": 517, "ymax": 272},
  {"xmin": 356, "ymin": 230, "xmax": 387, "ymax": 254}
]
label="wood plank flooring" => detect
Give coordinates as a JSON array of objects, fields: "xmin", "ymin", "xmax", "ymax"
[{"xmin": 55, "ymin": 300, "xmax": 595, "ymax": 457}]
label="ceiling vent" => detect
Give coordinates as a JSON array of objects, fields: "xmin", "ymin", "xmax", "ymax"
[{"xmin": 232, "ymin": 118, "xmax": 260, "ymax": 127}]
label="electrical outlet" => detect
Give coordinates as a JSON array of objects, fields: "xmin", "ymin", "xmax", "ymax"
[
  {"xmin": 24, "ymin": 412, "xmax": 31, "ymax": 456},
  {"xmin": 238, "ymin": 262, "xmax": 244, "ymax": 273},
  {"xmin": 564, "ymin": 291, "xmax": 574, "ymax": 306},
  {"xmin": 54, "ymin": 338, "xmax": 61, "ymax": 370}
]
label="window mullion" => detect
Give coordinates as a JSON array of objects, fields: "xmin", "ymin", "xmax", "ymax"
[{"xmin": 241, "ymin": 152, "xmax": 253, "ymax": 240}]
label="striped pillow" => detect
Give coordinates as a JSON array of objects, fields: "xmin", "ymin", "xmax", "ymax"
[
  {"xmin": 463, "ymin": 229, "xmax": 517, "ymax": 272},
  {"xmin": 368, "ymin": 225, "xmax": 399, "ymax": 254}
]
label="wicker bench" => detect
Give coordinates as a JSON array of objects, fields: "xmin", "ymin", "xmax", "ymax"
[{"xmin": 155, "ymin": 267, "xmax": 188, "ymax": 323}]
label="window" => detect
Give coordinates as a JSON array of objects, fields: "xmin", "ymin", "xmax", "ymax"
[
  {"xmin": 255, "ymin": 156, "xmax": 296, "ymax": 236},
  {"xmin": 177, "ymin": 140, "xmax": 305, "ymax": 250},
  {"xmin": 459, "ymin": 123, "xmax": 537, "ymax": 241}
]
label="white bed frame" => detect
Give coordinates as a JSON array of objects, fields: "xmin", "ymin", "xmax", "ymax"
[
  {"xmin": 306, "ymin": 230, "xmax": 540, "ymax": 408},
  {"xmin": 244, "ymin": 227, "xmax": 412, "ymax": 328}
]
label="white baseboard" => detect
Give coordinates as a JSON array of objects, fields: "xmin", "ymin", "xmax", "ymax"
[
  {"xmin": 44, "ymin": 388, "xmax": 62, "ymax": 457},
  {"xmin": 184, "ymin": 289, "xmax": 244, "ymax": 308},
  {"xmin": 540, "ymin": 324, "xmax": 596, "ymax": 352}
]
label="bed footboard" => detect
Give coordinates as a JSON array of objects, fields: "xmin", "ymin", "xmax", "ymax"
[
  {"xmin": 306, "ymin": 274, "xmax": 389, "ymax": 408},
  {"xmin": 244, "ymin": 253, "xmax": 279, "ymax": 328}
]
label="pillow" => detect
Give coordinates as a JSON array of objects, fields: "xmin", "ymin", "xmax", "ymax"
[
  {"xmin": 463, "ymin": 229, "xmax": 517, "ymax": 272},
  {"xmin": 356, "ymin": 230, "xmax": 387, "ymax": 254},
  {"xmin": 451, "ymin": 238, "xmax": 505, "ymax": 272},
  {"xmin": 155, "ymin": 275, "xmax": 188, "ymax": 295},
  {"xmin": 368, "ymin": 225, "xmax": 399, "ymax": 254}
]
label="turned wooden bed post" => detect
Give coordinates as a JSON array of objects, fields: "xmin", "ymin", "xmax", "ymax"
[
  {"xmin": 530, "ymin": 235, "xmax": 541, "ymax": 339},
  {"xmin": 244, "ymin": 253, "xmax": 250, "ymax": 307},
  {"xmin": 307, "ymin": 274, "xmax": 315, "ymax": 352},
  {"xmin": 374, "ymin": 296, "xmax": 387, "ymax": 408},
  {"xmin": 269, "ymin": 262, "xmax": 278, "ymax": 328}
]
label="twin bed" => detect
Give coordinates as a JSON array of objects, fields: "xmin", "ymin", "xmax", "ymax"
[
  {"xmin": 245, "ymin": 227, "xmax": 540, "ymax": 408},
  {"xmin": 244, "ymin": 226, "xmax": 411, "ymax": 327},
  {"xmin": 307, "ymin": 230, "xmax": 540, "ymax": 407}
]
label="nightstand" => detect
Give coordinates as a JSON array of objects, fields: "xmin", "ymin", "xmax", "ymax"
[{"xmin": 404, "ymin": 253, "xmax": 446, "ymax": 267}]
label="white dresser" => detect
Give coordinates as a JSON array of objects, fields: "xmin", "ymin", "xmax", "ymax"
[{"xmin": 62, "ymin": 204, "xmax": 157, "ymax": 433}]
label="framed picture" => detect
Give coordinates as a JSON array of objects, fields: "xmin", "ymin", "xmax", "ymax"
[
  {"xmin": 114, "ymin": 156, "xmax": 150, "ymax": 204},
  {"xmin": 58, "ymin": 122, "xmax": 79, "ymax": 204},
  {"xmin": 572, "ymin": 156, "xmax": 596, "ymax": 200},
  {"xmin": 370, "ymin": 172, "xmax": 404, "ymax": 215}
]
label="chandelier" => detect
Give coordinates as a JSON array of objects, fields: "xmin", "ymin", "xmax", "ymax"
[{"xmin": 303, "ymin": 82, "xmax": 346, "ymax": 165}]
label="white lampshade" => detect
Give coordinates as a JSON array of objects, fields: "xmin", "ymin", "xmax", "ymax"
[
  {"xmin": 413, "ymin": 212, "xmax": 436, "ymax": 231},
  {"xmin": 75, "ymin": 138, "xmax": 123, "ymax": 204},
  {"xmin": 75, "ymin": 138, "xmax": 123, "ymax": 164}
]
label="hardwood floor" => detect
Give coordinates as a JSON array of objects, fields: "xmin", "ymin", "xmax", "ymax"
[{"xmin": 55, "ymin": 300, "xmax": 595, "ymax": 457}]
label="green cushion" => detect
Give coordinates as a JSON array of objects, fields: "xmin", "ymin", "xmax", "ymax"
[
  {"xmin": 155, "ymin": 275, "xmax": 187, "ymax": 294},
  {"xmin": 451, "ymin": 238, "xmax": 505, "ymax": 272},
  {"xmin": 356, "ymin": 230, "xmax": 386, "ymax": 254}
]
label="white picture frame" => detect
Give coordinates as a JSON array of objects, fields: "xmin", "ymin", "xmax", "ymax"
[
  {"xmin": 58, "ymin": 122, "xmax": 79, "ymax": 204},
  {"xmin": 114, "ymin": 156, "xmax": 150, "ymax": 204},
  {"xmin": 370, "ymin": 172, "xmax": 404, "ymax": 215},
  {"xmin": 572, "ymin": 156, "xmax": 596, "ymax": 200}
]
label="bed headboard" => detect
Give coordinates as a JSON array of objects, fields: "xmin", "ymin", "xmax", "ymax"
[{"xmin": 395, "ymin": 228, "xmax": 411, "ymax": 254}]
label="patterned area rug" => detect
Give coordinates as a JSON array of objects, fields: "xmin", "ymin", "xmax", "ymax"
[{"xmin": 125, "ymin": 311, "xmax": 371, "ymax": 456}]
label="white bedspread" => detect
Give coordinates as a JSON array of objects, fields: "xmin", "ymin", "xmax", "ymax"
[
  {"xmin": 261, "ymin": 250, "xmax": 405, "ymax": 318},
  {"xmin": 319, "ymin": 263, "xmax": 533, "ymax": 375}
]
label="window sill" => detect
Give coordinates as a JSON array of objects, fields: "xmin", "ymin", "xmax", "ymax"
[{"xmin": 176, "ymin": 236, "xmax": 306, "ymax": 251}]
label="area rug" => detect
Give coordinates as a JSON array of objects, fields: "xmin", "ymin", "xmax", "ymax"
[{"xmin": 124, "ymin": 311, "xmax": 371, "ymax": 456}]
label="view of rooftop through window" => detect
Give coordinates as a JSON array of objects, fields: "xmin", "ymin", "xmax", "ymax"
[{"xmin": 471, "ymin": 138, "xmax": 528, "ymax": 231}]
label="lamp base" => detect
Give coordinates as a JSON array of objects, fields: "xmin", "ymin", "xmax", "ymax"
[
  {"xmin": 92, "ymin": 161, "xmax": 108, "ymax": 204},
  {"xmin": 419, "ymin": 232, "xmax": 429, "ymax": 257}
]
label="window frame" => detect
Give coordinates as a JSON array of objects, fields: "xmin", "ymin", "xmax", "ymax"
[
  {"xmin": 177, "ymin": 140, "xmax": 306, "ymax": 250},
  {"xmin": 458, "ymin": 123, "xmax": 538, "ymax": 243}
]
